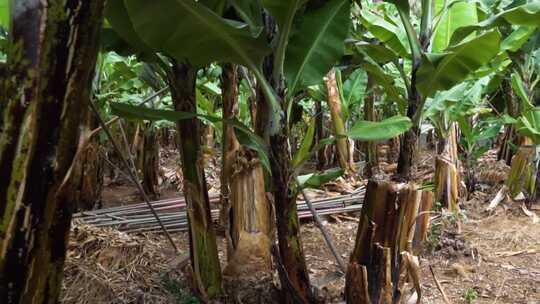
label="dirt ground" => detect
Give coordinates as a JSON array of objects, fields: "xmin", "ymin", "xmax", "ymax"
[{"xmin": 63, "ymin": 149, "xmax": 540, "ymax": 303}]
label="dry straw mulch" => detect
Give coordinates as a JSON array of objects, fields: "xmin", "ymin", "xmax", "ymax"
[{"xmin": 61, "ymin": 223, "xmax": 177, "ymax": 304}]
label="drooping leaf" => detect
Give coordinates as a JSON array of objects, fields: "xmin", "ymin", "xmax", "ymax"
[
  {"xmin": 511, "ymin": 72, "xmax": 533, "ymax": 110},
  {"xmin": 200, "ymin": 0, "xmax": 227, "ymax": 15},
  {"xmin": 347, "ymin": 115, "xmax": 412, "ymax": 141},
  {"xmin": 431, "ymin": 0, "xmax": 478, "ymax": 52},
  {"xmin": 291, "ymin": 119, "xmax": 316, "ymax": 168},
  {"xmin": 385, "ymin": 0, "xmax": 410, "ymax": 14},
  {"xmin": 297, "ymin": 168, "xmax": 344, "ymax": 189},
  {"xmin": 450, "ymin": 2, "xmax": 540, "ymax": 45},
  {"xmin": 516, "ymin": 108, "xmax": 540, "ymax": 144},
  {"xmin": 342, "ymin": 68, "xmax": 368, "ymax": 106},
  {"xmin": 417, "ymin": 30, "xmax": 501, "ymax": 98},
  {"xmin": 361, "ymin": 61, "xmax": 407, "ymax": 106},
  {"xmin": 354, "ymin": 42, "xmax": 400, "ymax": 63},
  {"xmin": 124, "ymin": 0, "xmax": 271, "ymax": 68},
  {"xmin": 110, "ymin": 102, "xmax": 271, "ymax": 172},
  {"xmin": 501, "ymin": 26, "xmax": 536, "ymax": 52},
  {"xmin": 285, "ymin": 0, "xmax": 351, "ymax": 96},
  {"xmin": 105, "ymin": 0, "xmax": 154, "ymax": 54},
  {"xmin": 358, "ymin": 9, "xmax": 409, "ymax": 57},
  {"xmin": 260, "ymin": 0, "xmax": 304, "ymax": 29},
  {"xmin": 229, "ymin": 0, "xmax": 264, "ymax": 36}
]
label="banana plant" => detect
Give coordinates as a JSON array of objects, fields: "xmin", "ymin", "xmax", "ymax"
[
  {"xmin": 350, "ymin": 0, "xmax": 540, "ymax": 179},
  {"xmin": 105, "ymin": 0, "xmax": 353, "ymax": 301}
]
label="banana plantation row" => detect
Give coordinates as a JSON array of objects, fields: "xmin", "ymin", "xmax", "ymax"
[{"xmin": 0, "ymin": 0, "xmax": 539, "ymax": 303}]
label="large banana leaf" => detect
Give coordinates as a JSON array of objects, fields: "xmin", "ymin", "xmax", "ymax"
[
  {"xmin": 358, "ymin": 10, "xmax": 409, "ymax": 57},
  {"xmin": 361, "ymin": 61, "xmax": 407, "ymax": 106},
  {"xmin": 511, "ymin": 72, "xmax": 533, "ymax": 110},
  {"xmin": 123, "ymin": 0, "xmax": 270, "ymax": 68},
  {"xmin": 0, "ymin": 0, "xmax": 8, "ymax": 29},
  {"xmin": 110, "ymin": 102, "xmax": 271, "ymax": 172},
  {"xmin": 343, "ymin": 69, "xmax": 368, "ymax": 107},
  {"xmin": 261, "ymin": 0, "xmax": 304, "ymax": 29},
  {"xmin": 105, "ymin": 0, "xmax": 154, "ymax": 54},
  {"xmin": 431, "ymin": 0, "xmax": 478, "ymax": 52},
  {"xmin": 285, "ymin": 0, "xmax": 350, "ymax": 96},
  {"xmin": 354, "ymin": 42, "xmax": 400, "ymax": 63},
  {"xmin": 450, "ymin": 2, "xmax": 540, "ymax": 45},
  {"xmin": 347, "ymin": 115, "xmax": 412, "ymax": 141},
  {"xmin": 416, "ymin": 30, "xmax": 501, "ymax": 98},
  {"xmin": 501, "ymin": 26, "xmax": 537, "ymax": 52},
  {"xmin": 291, "ymin": 119, "xmax": 315, "ymax": 169},
  {"xmin": 516, "ymin": 108, "xmax": 540, "ymax": 144},
  {"xmin": 229, "ymin": 0, "xmax": 263, "ymax": 36}
]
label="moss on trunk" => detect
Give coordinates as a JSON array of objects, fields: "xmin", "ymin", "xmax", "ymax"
[
  {"xmin": 0, "ymin": 1, "xmax": 105, "ymax": 302},
  {"xmin": 169, "ymin": 62, "xmax": 223, "ymax": 300}
]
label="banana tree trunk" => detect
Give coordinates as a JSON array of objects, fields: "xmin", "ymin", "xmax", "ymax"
[
  {"xmin": 132, "ymin": 123, "xmax": 160, "ymax": 199},
  {"xmin": 363, "ymin": 81, "xmax": 379, "ymax": 177},
  {"xmin": 345, "ymin": 180, "xmax": 433, "ymax": 303},
  {"xmin": 169, "ymin": 62, "xmax": 223, "ymax": 300},
  {"xmin": 257, "ymin": 63, "xmax": 313, "ymax": 304},
  {"xmin": 498, "ymin": 79, "xmax": 519, "ymax": 165},
  {"xmin": 325, "ymin": 69, "xmax": 354, "ymax": 173},
  {"xmin": 220, "ymin": 64, "xmax": 272, "ymax": 276},
  {"xmin": 507, "ymin": 138, "xmax": 538, "ymax": 203},
  {"xmin": 397, "ymin": 85, "xmax": 421, "ymax": 180},
  {"xmin": 0, "ymin": 1, "xmax": 105, "ymax": 302},
  {"xmin": 142, "ymin": 125, "xmax": 160, "ymax": 198},
  {"xmin": 71, "ymin": 110, "xmax": 105, "ymax": 211},
  {"xmin": 315, "ymin": 99, "xmax": 326, "ymax": 170},
  {"xmin": 269, "ymin": 131, "xmax": 313, "ymax": 303},
  {"xmin": 434, "ymin": 123, "xmax": 460, "ymax": 212}
]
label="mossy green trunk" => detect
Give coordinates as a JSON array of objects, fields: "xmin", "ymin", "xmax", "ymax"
[
  {"xmin": 0, "ymin": 1, "xmax": 105, "ymax": 303},
  {"xmin": 169, "ymin": 62, "xmax": 223, "ymax": 300}
]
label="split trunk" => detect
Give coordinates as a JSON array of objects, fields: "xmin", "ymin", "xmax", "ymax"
[
  {"xmin": 325, "ymin": 69, "xmax": 354, "ymax": 173},
  {"xmin": 433, "ymin": 123, "xmax": 460, "ymax": 212},
  {"xmin": 220, "ymin": 64, "xmax": 272, "ymax": 276},
  {"xmin": 345, "ymin": 180, "xmax": 433, "ymax": 303}
]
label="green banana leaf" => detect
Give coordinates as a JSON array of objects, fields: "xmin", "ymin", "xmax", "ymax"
[
  {"xmin": 501, "ymin": 26, "xmax": 537, "ymax": 52},
  {"xmin": 358, "ymin": 9, "xmax": 409, "ymax": 58},
  {"xmin": 261, "ymin": 0, "xmax": 304, "ymax": 30},
  {"xmin": 416, "ymin": 30, "xmax": 501, "ymax": 98},
  {"xmin": 354, "ymin": 42, "xmax": 400, "ymax": 63},
  {"xmin": 431, "ymin": 0, "xmax": 478, "ymax": 52},
  {"xmin": 229, "ymin": 0, "xmax": 263, "ymax": 36},
  {"xmin": 347, "ymin": 115, "xmax": 412, "ymax": 141},
  {"xmin": 123, "ymin": 0, "xmax": 270, "ymax": 69},
  {"xmin": 297, "ymin": 168, "xmax": 344, "ymax": 189},
  {"xmin": 291, "ymin": 119, "xmax": 316, "ymax": 169},
  {"xmin": 0, "ymin": 0, "xmax": 8, "ymax": 29},
  {"xmin": 105, "ymin": 0, "xmax": 154, "ymax": 54},
  {"xmin": 110, "ymin": 102, "xmax": 271, "ymax": 173},
  {"xmin": 285, "ymin": 0, "xmax": 351, "ymax": 96},
  {"xmin": 450, "ymin": 2, "xmax": 540, "ymax": 45},
  {"xmin": 511, "ymin": 72, "xmax": 533, "ymax": 110},
  {"xmin": 516, "ymin": 108, "xmax": 540, "ymax": 145},
  {"xmin": 361, "ymin": 61, "xmax": 407, "ymax": 106}
]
